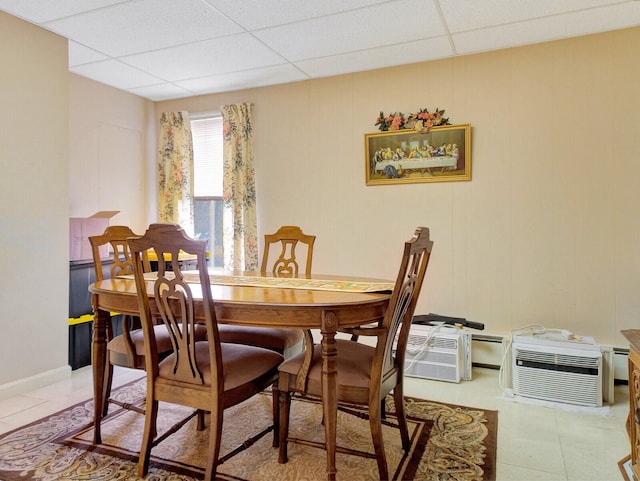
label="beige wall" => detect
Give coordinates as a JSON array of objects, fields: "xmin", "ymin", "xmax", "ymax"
[
  {"xmin": 0, "ymin": 12, "xmax": 69, "ymax": 385},
  {"xmin": 69, "ymin": 74, "xmax": 155, "ymax": 233},
  {"xmin": 158, "ymin": 27, "xmax": 640, "ymax": 347}
]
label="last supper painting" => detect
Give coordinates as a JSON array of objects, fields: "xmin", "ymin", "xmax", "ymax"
[{"xmin": 365, "ymin": 124, "xmax": 471, "ymax": 185}]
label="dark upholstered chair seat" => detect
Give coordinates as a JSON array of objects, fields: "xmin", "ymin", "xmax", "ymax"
[
  {"xmin": 279, "ymin": 340, "xmax": 374, "ymax": 398},
  {"xmin": 158, "ymin": 341, "xmax": 283, "ymax": 390},
  {"xmin": 107, "ymin": 324, "xmax": 208, "ymax": 368},
  {"xmin": 218, "ymin": 325, "xmax": 304, "ymax": 358}
]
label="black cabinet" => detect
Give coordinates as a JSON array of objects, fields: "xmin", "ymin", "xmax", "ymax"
[{"xmin": 69, "ymin": 259, "xmax": 122, "ymax": 370}]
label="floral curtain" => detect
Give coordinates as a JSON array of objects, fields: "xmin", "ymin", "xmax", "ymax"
[
  {"xmin": 157, "ymin": 112, "xmax": 194, "ymax": 236},
  {"xmin": 221, "ymin": 102, "xmax": 258, "ymax": 271}
]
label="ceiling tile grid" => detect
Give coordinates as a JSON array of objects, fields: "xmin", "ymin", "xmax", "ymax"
[{"xmin": 1, "ymin": 0, "xmax": 639, "ymax": 101}]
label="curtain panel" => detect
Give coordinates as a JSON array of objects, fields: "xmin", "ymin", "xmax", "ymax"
[
  {"xmin": 221, "ymin": 103, "xmax": 258, "ymax": 271},
  {"xmin": 157, "ymin": 111, "xmax": 194, "ymax": 236}
]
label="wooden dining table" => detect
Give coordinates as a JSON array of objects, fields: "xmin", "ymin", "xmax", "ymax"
[{"xmin": 89, "ymin": 271, "xmax": 392, "ymax": 481}]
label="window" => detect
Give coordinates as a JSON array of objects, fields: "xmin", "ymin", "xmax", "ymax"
[{"xmin": 191, "ymin": 114, "xmax": 223, "ymax": 267}]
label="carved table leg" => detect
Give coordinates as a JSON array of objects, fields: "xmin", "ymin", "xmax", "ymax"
[
  {"xmin": 321, "ymin": 310, "xmax": 338, "ymax": 481},
  {"xmin": 91, "ymin": 294, "xmax": 108, "ymax": 444}
]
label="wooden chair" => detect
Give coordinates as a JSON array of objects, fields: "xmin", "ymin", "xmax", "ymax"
[
  {"xmin": 260, "ymin": 225, "xmax": 315, "ymax": 276},
  {"xmin": 218, "ymin": 225, "xmax": 315, "ymax": 358},
  {"xmin": 89, "ymin": 226, "xmax": 206, "ymax": 421},
  {"xmin": 276, "ymin": 227, "xmax": 433, "ymax": 480},
  {"xmin": 128, "ymin": 223, "xmax": 283, "ymax": 480}
]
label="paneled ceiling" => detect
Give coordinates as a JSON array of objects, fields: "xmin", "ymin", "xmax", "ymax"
[{"xmin": 2, "ymin": 0, "xmax": 640, "ymax": 101}]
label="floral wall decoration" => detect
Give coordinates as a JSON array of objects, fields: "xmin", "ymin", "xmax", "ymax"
[{"xmin": 374, "ymin": 108, "xmax": 450, "ymax": 132}]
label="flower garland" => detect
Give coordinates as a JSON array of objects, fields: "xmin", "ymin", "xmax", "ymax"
[{"xmin": 374, "ymin": 108, "xmax": 450, "ymax": 132}]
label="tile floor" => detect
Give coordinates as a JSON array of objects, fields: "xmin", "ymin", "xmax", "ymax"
[{"xmin": 0, "ymin": 366, "xmax": 630, "ymax": 481}]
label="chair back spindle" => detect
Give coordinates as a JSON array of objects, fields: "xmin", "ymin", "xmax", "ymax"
[
  {"xmin": 129, "ymin": 224, "xmax": 218, "ymax": 386},
  {"xmin": 261, "ymin": 225, "xmax": 315, "ymax": 277},
  {"xmin": 90, "ymin": 225, "xmax": 151, "ymax": 282},
  {"xmin": 379, "ymin": 227, "xmax": 433, "ymax": 377}
]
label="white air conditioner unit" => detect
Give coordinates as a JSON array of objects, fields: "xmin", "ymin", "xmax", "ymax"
[
  {"xmin": 400, "ymin": 325, "xmax": 472, "ymax": 383},
  {"xmin": 512, "ymin": 332, "xmax": 603, "ymax": 407}
]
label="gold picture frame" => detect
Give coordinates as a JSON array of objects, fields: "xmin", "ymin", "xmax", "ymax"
[{"xmin": 365, "ymin": 123, "xmax": 471, "ymax": 185}]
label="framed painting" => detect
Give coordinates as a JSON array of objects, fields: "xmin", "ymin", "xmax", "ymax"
[{"xmin": 365, "ymin": 123, "xmax": 471, "ymax": 185}]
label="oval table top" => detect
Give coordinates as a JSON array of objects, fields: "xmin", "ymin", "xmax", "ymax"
[{"xmin": 89, "ymin": 271, "xmax": 392, "ymax": 328}]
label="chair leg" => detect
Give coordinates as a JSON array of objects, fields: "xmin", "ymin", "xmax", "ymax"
[
  {"xmin": 278, "ymin": 389, "xmax": 291, "ymax": 464},
  {"xmin": 138, "ymin": 398, "xmax": 158, "ymax": 478},
  {"xmin": 196, "ymin": 409, "xmax": 206, "ymax": 431},
  {"xmin": 369, "ymin": 401, "xmax": 389, "ymax": 481},
  {"xmin": 204, "ymin": 403, "xmax": 224, "ymax": 481},
  {"xmin": 393, "ymin": 385, "xmax": 410, "ymax": 451},
  {"xmin": 102, "ymin": 358, "xmax": 114, "ymax": 418},
  {"xmin": 272, "ymin": 385, "xmax": 279, "ymax": 447}
]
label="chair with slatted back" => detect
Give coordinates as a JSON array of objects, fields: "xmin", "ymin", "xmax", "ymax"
[
  {"xmin": 276, "ymin": 227, "xmax": 433, "ymax": 480},
  {"xmin": 128, "ymin": 223, "xmax": 283, "ymax": 480},
  {"xmin": 260, "ymin": 225, "xmax": 315, "ymax": 277},
  {"xmin": 218, "ymin": 225, "xmax": 315, "ymax": 358},
  {"xmin": 89, "ymin": 225, "xmax": 206, "ymax": 424}
]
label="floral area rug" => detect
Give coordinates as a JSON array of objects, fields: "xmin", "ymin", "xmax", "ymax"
[{"xmin": 0, "ymin": 378, "xmax": 496, "ymax": 480}]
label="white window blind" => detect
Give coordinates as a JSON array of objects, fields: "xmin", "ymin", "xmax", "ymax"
[{"xmin": 191, "ymin": 116, "xmax": 223, "ymax": 197}]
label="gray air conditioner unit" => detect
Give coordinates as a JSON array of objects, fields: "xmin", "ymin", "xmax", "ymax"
[{"xmin": 400, "ymin": 324, "xmax": 471, "ymax": 383}]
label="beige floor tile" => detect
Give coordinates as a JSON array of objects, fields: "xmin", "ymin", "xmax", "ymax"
[
  {"xmin": 496, "ymin": 408, "xmax": 567, "ymax": 475},
  {"xmin": 557, "ymin": 419, "xmax": 628, "ymax": 481},
  {"xmin": 0, "ymin": 366, "xmax": 145, "ymax": 435},
  {"xmin": 0, "ymin": 394, "xmax": 48, "ymax": 420},
  {"xmin": 496, "ymin": 461, "xmax": 568, "ymax": 481}
]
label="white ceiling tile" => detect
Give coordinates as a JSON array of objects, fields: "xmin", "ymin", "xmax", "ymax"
[
  {"xmin": 68, "ymin": 41, "xmax": 109, "ymax": 66},
  {"xmin": 70, "ymin": 59, "xmax": 164, "ymax": 90},
  {"xmin": 453, "ymin": 3, "xmax": 640, "ymax": 55},
  {"xmin": 440, "ymin": 0, "xmax": 627, "ymax": 33},
  {"xmin": 3, "ymin": 0, "xmax": 640, "ymax": 101},
  {"xmin": 43, "ymin": 0, "xmax": 244, "ymax": 57},
  {"xmin": 121, "ymin": 34, "xmax": 286, "ymax": 81},
  {"xmin": 176, "ymin": 64, "xmax": 309, "ymax": 95},
  {"xmin": 254, "ymin": 0, "xmax": 444, "ymax": 61},
  {"xmin": 128, "ymin": 83, "xmax": 196, "ymax": 102},
  {"xmin": 0, "ymin": 0, "xmax": 125, "ymax": 23},
  {"xmin": 206, "ymin": 0, "xmax": 390, "ymax": 30},
  {"xmin": 295, "ymin": 37, "xmax": 453, "ymax": 78}
]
